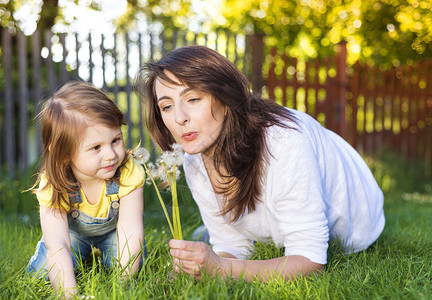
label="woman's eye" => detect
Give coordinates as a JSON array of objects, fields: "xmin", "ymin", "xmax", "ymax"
[
  {"xmin": 189, "ymin": 98, "xmax": 200, "ymax": 103},
  {"xmin": 162, "ymin": 105, "xmax": 173, "ymax": 112}
]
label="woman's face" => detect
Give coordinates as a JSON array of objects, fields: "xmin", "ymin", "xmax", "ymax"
[{"xmin": 154, "ymin": 72, "xmax": 226, "ymax": 156}]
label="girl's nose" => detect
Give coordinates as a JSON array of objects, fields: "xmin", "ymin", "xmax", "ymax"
[
  {"xmin": 104, "ymin": 147, "xmax": 117, "ymax": 160},
  {"xmin": 174, "ymin": 104, "xmax": 190, "ymax": 125}
]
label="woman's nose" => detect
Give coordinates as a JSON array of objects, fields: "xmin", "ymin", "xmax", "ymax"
[{"xmin": 174, "ymin": 105, "xmax": 190, "ymax": 125}]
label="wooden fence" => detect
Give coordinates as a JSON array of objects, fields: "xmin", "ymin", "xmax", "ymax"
[
  {"xmin": 0, "ymin": 29, "xmax": 260, "ymax": 178},
  {"xmin": 1, "ymin": 28, "xmax": 432, "ymax": 179},
  {"xmin": 266, "ymin": 43, "xmax": 432, "ymax": 166}
]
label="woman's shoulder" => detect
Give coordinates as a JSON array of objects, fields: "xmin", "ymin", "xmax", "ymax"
[
  {"xmin": 183, "ymin": 153, "xmax": 207, "ymax": 181},
  {"xmin": 183, "ymin": 153, "xmax": 203, "ymax": 171},
  {"xmin": 266, "ymin": 109, "xmax": 306, "ymax": 141},
  {"xmin": 267, "ymin": 108, "xmax": 326, "ymax": 140},
  {"xmin": 263, "ymin": 108, "xmax": 331, "ymax": 163},
  {"xmin": 184, "ymin": 153, "xmax": 201, "ymax": 165}
]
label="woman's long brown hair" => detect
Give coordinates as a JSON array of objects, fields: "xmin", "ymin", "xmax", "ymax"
[
  {"xmin": 33, "ymin": 81, "xmax": 127, "ymax": 212},
  {"xmin": 135, "ymin": 46, "xmax": 297, "ymax": 222}
]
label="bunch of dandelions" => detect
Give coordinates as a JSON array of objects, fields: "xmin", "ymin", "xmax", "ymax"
[{"xmin": 133, "ymin": 144, "xmax": 184, "ymax": 240}]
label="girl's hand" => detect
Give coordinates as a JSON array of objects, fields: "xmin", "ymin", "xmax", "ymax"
[{"xmin": 169, "ymin": 239, "xmax": 223, "ymax": 280}]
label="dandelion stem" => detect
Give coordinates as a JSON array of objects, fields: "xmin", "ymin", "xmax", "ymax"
[
  {"xmin": 143, "ymin": 164, "xmax": 175, "ymax": 238},
  {"xmin": 171, "ymin": 165, "xmax": 182, "ymax": 240},
  {"xmin": 135, "ymin": 145, "xmax": 184, "ymax": 240}
]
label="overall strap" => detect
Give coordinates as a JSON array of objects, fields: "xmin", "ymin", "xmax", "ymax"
[
  {"xmin": 68, "ymin": 169, "xmax": 122, "ymax": 219},
  {"xmin": 68, "ymin": 184, "xmax": 82, "ymax": 205},
  {"xmin": 68, "ymin": 169, "xmax": 121, "ymax": 205},
  {"xmin": 105, "ymin": 169, "xmax": 121, "ymax": 203},
  {"xmin": 68, "ymin": 184, "xmax": 82, "ymax": 219}
]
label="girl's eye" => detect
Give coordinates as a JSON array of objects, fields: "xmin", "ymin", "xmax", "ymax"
[
  {"xmin": 93, "ymin": 145, "xmax": 101, "ymax": 151},
  {"xmin": 189, "ymin": 98, "xmax": 200, "ymax": 103},
  {"xmin": 112, "ymin": 137, "xmax": 121, "ymax": 144}
]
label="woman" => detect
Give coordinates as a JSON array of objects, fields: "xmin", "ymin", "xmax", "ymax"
[{"xmin": 135, "ymin": 45, "xmax": 385, "ymax": 282}]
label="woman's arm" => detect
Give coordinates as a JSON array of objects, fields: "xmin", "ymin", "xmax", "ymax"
[
  {"xmin": 117, "ymin": 186, "xmax": 144, "ymax": 280},
  {"xmin": 169, "ymin": 240, "xmax": 323, "ymax": 281},
  {"xmin": 40, "ymin": 206, "xmax": 78, "ymax": 298}
]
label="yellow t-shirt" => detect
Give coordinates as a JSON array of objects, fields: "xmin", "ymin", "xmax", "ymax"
[{"xmin": 37, "ymin": 157, "xmax": 145, "ymax": 218}]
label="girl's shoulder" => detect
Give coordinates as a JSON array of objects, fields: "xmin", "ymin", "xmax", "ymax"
[
  {"xmin": 36, "ymin": 174, "xmax": 70, "ymax": 210},
  {"xmin": 35, "ymin": 173, "xmax": 52, "ymax": 201},
  {"xmin": 119, "ymin": 156, "xmax": 145, "ymax": 184}
]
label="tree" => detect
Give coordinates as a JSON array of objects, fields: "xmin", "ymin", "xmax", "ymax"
[
  {"xmin": 220, "ymin": 0, "xmax": 432, "ymax": 67},
  {"xmin": 0, "ymin": 0, "xmax": 19, "ymax": 37},
  {"xmin": 37, "ymin": 0, "xmax": 59, "ymax": 32},
  {"xmin": 0, "ymin": 0, "xmax": 102, "ymax": 34},
  {"xmin": 117, "ymin": 0, "xmax": 432, "ymax": 67},
  {"xmin": 115, "ymin": 0, "xmax": 193, "ymax": 32}
]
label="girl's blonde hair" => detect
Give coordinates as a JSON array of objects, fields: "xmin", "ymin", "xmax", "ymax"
[{"xmin": 34, "ymin": 81, "xmax": 127, "ymax": 211}]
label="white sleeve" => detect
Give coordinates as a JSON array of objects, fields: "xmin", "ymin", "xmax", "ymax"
[
  {"xmin": 267, "ymin": 127, "xmax": 329, "ymax": 264},
  {"xmin": 183, "ymin": 155, "xmax": 254, "ymax": 259}
]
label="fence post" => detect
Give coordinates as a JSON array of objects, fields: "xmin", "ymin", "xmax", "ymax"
[
  {"xmin": 2, "ymin": 29, "xmax": 16, "ymax": 178},
  {"xmin": 18, "ymin": 32, "xmax": 29, "ymax": 170},
  {"xmin": 251, "ymin": 33, "xmax": 265, "ymax": 95},
  {"xmin": 335, "ymin": 41, "xmax": 348, "ymax": 140}
]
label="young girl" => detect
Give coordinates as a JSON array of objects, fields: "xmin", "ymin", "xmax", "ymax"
[
  {"xmin": 27, "ymin": 81, "xmax": 145, "ymax": 298},
  {"xmin": 135, "ymin": 45, "xmax": 385, "ymax": 282}
]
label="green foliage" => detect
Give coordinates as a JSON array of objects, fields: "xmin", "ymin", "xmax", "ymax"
[
  {"xmin": 119, "ymin": 0, "xmax": 432, "ymax": 68},
  {"xmin": 368, "ymin": 149, "xmax": 432, "ymax": 195},
  {"xmin": 0, "ymin": 0, "xmax": 18, "ymax": 31},
  {"xmin": 0, "ymin": 0, "xmax": 102, "ymax": 33},
  {"xmin": 116, "ymin": 0, "xmax": 193, "ymax": 32},
  {"xmin": 0, "ymin": 164, "xmax": 39, "ymax": 222},
  {"xmin": 221, "ymin": 0, "xmax": 432, "ymax": 66}
]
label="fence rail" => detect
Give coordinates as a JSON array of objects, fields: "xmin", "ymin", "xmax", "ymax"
[
  {"xmin": 266, "ymin": 44, "xmax": 432, "ymax": 167},
  {"xmin": 0, "ymin": 28, "xmax": 254, "ymax": 178},
  {"xmin": 1, "ymin": 28, "xmax": 432, "ymax": 178}
]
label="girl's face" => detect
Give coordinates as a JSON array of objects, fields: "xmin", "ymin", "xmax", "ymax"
[
  {"xmin": 154, "ymin": 72, "xmax": 226, "ymax": 156},
  {"xmin": 71, "ymin": 123, "xmax": 125, "ymax": 184}
]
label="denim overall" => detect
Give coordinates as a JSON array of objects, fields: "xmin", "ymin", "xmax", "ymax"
[{"xmin": 26, "ymin": 174, "xmax": 145, "ymax": 279}]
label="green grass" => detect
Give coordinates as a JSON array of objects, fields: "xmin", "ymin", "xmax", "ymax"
[{"xmin": 1, "ymin": 151, "xmax": 432, "ymax": 299}]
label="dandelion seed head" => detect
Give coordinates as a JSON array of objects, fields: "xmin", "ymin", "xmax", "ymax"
[
  {"xmin": 172, "ymin": 143, "xmax": 182, "ymax": 152},
  {"xmin": 132, "ymin": 147, "xmax": 150, "ymax": 164},
  {"xmin": 161, "ymin": 144, "xmax": 185, "ymax": 167},
  {"xmin": 161, "ymin": 151, "xmax": 176, "ymax": 167},
  {"xmin": 157, "ymin": 165, "xmax": 169, "ymax": 182},
  {"xmin": 147, "ymin": 162, "xmax": 158, "ymax": 179}
]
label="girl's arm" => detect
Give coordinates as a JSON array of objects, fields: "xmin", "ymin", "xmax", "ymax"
[
  {"xmin": 40, "ymin": 206, "xmax": 78, "ymax": 298},
  {"xmin": 169, "ymin": 240, "xmax": 323, "ymax": 281},
  {"xmin": 117, "ymin": 186, "xmax": 144, "ymax": 280}
]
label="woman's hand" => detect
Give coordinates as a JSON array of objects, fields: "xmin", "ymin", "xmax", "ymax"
[
  {"xmin": 169, "ymin": 239, "xmax": 223, "ymax": 280},
  {"xmin": 169, "ymin": 239, "xmax": 324, "ymax": 282}
]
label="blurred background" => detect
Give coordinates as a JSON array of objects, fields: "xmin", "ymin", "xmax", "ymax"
[{"xmin": 1, "ymin": 0, "xmax": 432, "ymax": 213}]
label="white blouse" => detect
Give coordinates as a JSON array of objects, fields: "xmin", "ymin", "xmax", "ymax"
[{"xmin": 183, "ymin": 109, "xmax": 385, "ymax": 264}]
